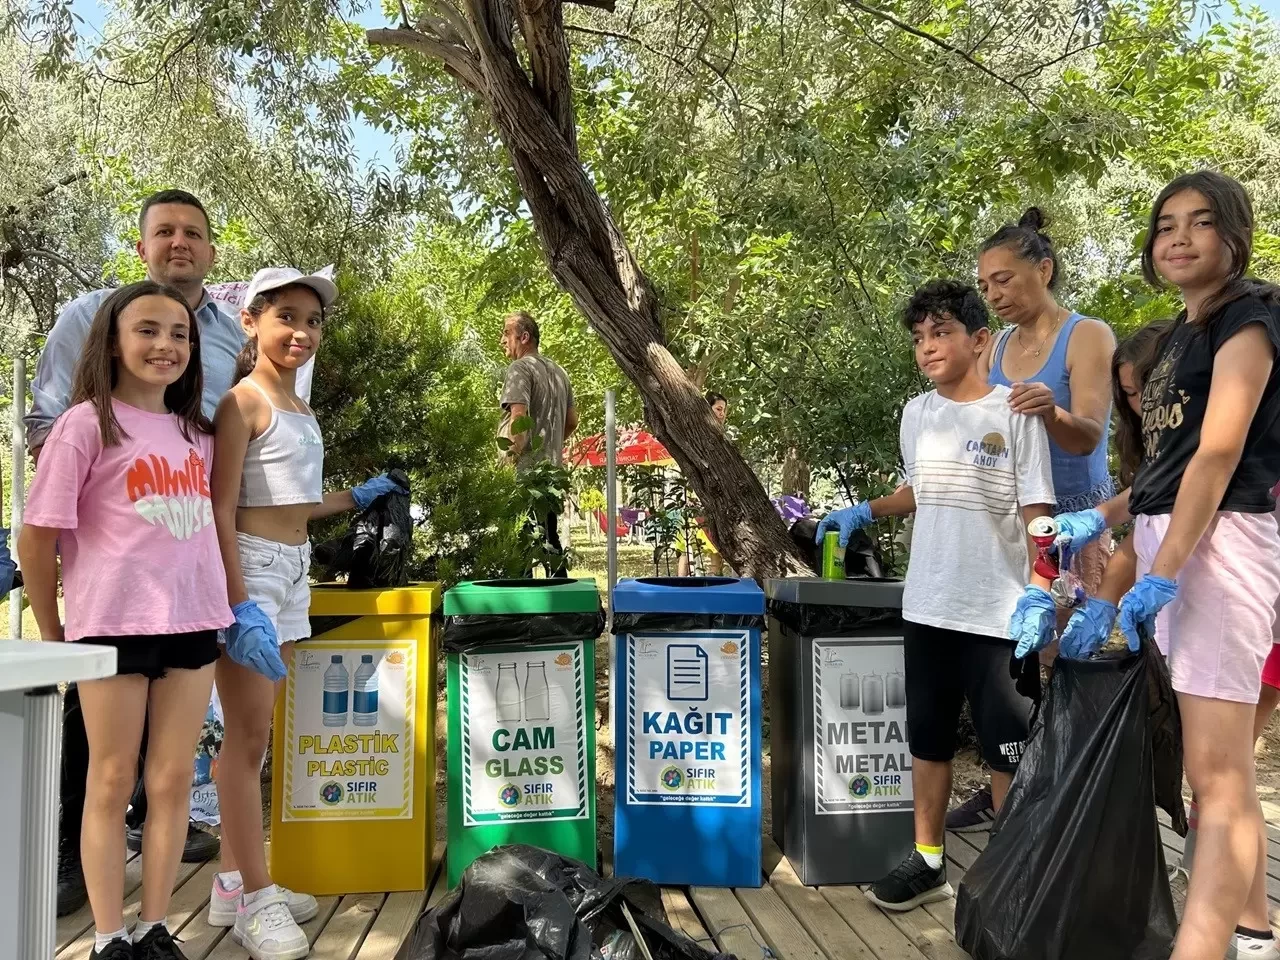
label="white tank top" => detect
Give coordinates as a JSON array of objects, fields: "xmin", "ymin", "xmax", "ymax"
[{"xmin": 237, "ymin": 377, "xmax": 325, "ymax": 507}]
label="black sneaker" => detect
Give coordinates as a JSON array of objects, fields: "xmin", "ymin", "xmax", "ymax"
[
  {"xmin": 88, "ymin": 937, "xmax": 134, "ymax": 960},
  {"xmin": 127, "ymin": 821, "xmax": 221, "ymax": 863},
  {"xmin": 945, "ymin": 785, "xmax": 995, "ymax": 832},
  {"xmin": 134, "ymin": 924, "xmax": 189, "ymax": 960},
  {"xmin": 56, "ymin": 836, "xmax": 88, "ymax": 917},
  {"xmin": 865, "ymin": 850, "xmax": 953, "ymax": 912}
]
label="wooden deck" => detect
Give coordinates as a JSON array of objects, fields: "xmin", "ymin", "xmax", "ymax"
[{"xmin": 50, "ymin": 813, "xmax": 1280, "ymax": 960}]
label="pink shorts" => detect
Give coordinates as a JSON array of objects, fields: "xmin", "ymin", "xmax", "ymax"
[{"xmin": 1134, "ymin": 511, "xmax": 1280, "ymax": 704}]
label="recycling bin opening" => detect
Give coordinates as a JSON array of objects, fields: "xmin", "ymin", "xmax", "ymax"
[
  {"xmin": 473, "ymin": 577, "xmax": 580, "ymax": 587},
  {"xmin": 635, "ymin": 576, "xmax": 738, "ymax": 588}
]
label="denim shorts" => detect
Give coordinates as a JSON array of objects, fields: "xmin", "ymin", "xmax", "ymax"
[{"xmin": 238, "ymin": 532, "xmax": 312, "ymax": 644}]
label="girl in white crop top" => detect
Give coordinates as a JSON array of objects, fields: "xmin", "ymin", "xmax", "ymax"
[{"xmin": 209, "ymin": 268, "xmax": 404, "ymax": 956}]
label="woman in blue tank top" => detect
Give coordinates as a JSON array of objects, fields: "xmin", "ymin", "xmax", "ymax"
[{"xmin": 946, "ymin": 208, "xmax": 1118, "ymax": 831}]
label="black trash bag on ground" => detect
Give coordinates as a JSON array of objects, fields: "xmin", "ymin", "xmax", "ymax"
[
  {"xmin": 955, "ymin": 641, "xmax": 1182, "ymax": 960},
  {"xmin": 404, "ymin": 845, "xmax": 737, "ymax": 960},
  {"xmin": 313, "ymin": 469, "xmax": 412, "ymax": 588}
]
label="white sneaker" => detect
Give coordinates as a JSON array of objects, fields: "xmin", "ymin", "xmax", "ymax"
[
  {"xmin": 1226, "ymin": 934, "xmax": 1280, "ymax": 960},
  {"xmin": 232, "ymin": 888, "xmax": 311, "ymax": 960},
  {"xmin": 209, "ymin": 875, "xmax": 319, "ymax": 926}
]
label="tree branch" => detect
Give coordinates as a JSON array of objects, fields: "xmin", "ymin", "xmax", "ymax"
[
  {"xmin": 20, "ymin": 248, "xmax": 96, "ymax": 290},
  {"xmin": 1009, "ymin": 35, "xmax": 1157, "ymax": 81},
  {"xmin": 514, "ymin": 0, "xmax": 578, "ymax": 153},
  {"xmin": 367, "ymin": 25, "xmax": 484, "ymax": 92}
]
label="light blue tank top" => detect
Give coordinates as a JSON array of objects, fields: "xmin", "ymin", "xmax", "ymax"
[{"xmin": 988, "ymin": 312, "xmax": 1115, "ymax": 512}]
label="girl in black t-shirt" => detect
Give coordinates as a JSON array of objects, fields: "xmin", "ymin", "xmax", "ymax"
[{"xmin": 1057, "ymin": 171, "xmax": 1280, "ymax": 960}]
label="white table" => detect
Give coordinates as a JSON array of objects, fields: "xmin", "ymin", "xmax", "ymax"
[{"xmin": 0, "ymin": 640, "xmax": 116, "ymax": 960}]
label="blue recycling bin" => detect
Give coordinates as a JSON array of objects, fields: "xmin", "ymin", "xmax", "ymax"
[{"xmin": 613, "ymin": 576, "xmax": 765, "ymax": 887}]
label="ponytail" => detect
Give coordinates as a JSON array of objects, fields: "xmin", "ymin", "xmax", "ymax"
[{"xmin": 234, "ymin": 337, "xmax": 258, "ymax": 383}]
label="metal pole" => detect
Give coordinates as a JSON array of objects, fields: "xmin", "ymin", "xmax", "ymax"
[
  {"xmin": 605, "ymin": 389, "xmax": 617, "ymax": 625},
  {"xmin": 9, "ymin": 354, "xmax": 25, "ymax": 641},
  {"xmin": 19, "ymin": 686, "xmax": 61, "ymax": 960}
]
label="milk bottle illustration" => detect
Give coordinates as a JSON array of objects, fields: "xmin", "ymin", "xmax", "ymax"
[
  {"xmin": 496, "ymin": 663, "xmax": 522, "ymax": 722},
  {"xmin": 352, "ymin": 654, "xmax": 379, "ymax": 726},
  {"xmin": 524, "ymin": 661, "xmax": 551, "ymax": 721},
  {"xmin": 323, "ymin": 655, "xmax": 349, "ymax": 727},
  {"xmin": 861, "ymin": 673, "xmax": 885, "ymax": 715},
  {"xmin": 838, "ymin": 672, "xmax": 860, "ymax": 710}
]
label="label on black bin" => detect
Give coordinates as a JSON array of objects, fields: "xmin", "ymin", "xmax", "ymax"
[
  {"xmin": 624, "ymin": 630, "xmax": 752, "ymax": 806},
  {"xmin": 813, "ymin": 637, "xmax": 913, "ymax": 814}
]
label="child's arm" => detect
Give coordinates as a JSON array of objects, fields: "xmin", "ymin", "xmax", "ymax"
[
  {"xmin": 868, "ymin": 484, "xmax": 915, "ymax": 520},
  {"xmin": 311, "ymin": 491, "xmax": 357, "ymax": 521},
  {"xmin": 1150, "ymin": 324, "xmax": 1273, "ymax": 581},
  {"xmin": 212, "ymin": 391, "xmax": 256, "ymax": 606},
  {"xmin": 17, "ymin": 525, "xmax": 62, "ymax": 640},
  {"xmin": 309, "ymin": 475, "xmax": 408, "ymax": 521}
]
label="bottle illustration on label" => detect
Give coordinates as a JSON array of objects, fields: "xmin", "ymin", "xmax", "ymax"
[
  {"xmin": 496, "ymin": 663, "xmax": 522, "ymax": 722},
  {"xmin": 524, "ymin": 661, "xmax": 551, "ymax": 721},
  {"xmin": 323, "ymin": 655, "xmax": 350, "ymax": 727},
  {"xmin": 352, "ymin": 654, "xmax": 379, "ymax": 726},
  {"xmin": 861, "ymin": 674, "xmax": 885, "ymax": 715},
  {"xmin": 885, "ymin": 670, "xmax": 906, "ymax": 710},
  {"xmin": 838, "ymin": 672, "xmax": 860, "ymax": 711}
]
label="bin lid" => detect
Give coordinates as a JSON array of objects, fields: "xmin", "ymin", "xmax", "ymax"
[
  {"xmin": 310, "ymin": 582, "xmax": 442, "ymax": 616},
  {"xmin": 442, "ymin": 577, "xmax": 600, "ymax": 616},
  {"xmin": 764, "ymin": 577, "xmax": 904, "ymax": 610},
  {"xmin": 613, "ymin": 576, "xmax": 765, "ymax": 615}
]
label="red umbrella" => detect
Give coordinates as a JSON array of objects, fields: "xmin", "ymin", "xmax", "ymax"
[{"xmin": 566, "ymin": 427, "xmax": 674, "ymax": 467}]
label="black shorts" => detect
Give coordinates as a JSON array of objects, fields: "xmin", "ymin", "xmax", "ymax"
[
  {"xmin": 903, "ymin": 622, "xmax": 1032, "ymax": 773},
  {"xmin": 80, "ymin": 631, "xmax": 220, "ymax": 680}
]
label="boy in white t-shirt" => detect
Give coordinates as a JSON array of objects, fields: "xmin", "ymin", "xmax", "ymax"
[{"xmin": 816, "ymin": 279, "xmax": 1055, "ymax": 911}]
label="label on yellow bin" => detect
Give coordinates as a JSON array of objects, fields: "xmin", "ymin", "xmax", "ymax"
[
  {"xmin": 282, "ymin": 638, "xmax": 417, "ymax": 821},
  {"xmin": 461, "ymin": 643, "xmax": 589, "ymax": 825}
]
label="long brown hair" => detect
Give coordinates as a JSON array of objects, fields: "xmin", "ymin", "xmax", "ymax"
[
  {"xmin": 70, "ymin": 281, "xmax": 211, "ymax": 446},
  {"xmin": 1112, "ymin": 319, "xmax": 1174, "ymax": 487},
  {"xmin": 233, "ymin": 284, "xmax": 328, "ymax": 383},
  {"xmin": 1141, "ymin": 170, "xmax": 1280, "ymax": 321}
]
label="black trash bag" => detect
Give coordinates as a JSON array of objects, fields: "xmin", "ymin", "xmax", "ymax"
[
  {"xmin": 955, "ymin": 642, "xmax": 1182, "ymax": 960},
  {"xmin": 313, "ymin": 469, "xmax": 412, "ymax": 588},
  {"xmin": 404, "ymin": 844, "xmax": 737, "ymax": 960},
  {"xmin": 443, "ymin": 581, "xmax": 606, "ymax": 653},
  {"xmin": 766, "ymin": 595, "xmax": 900, "ymax": 635},
  {"xmin": 790, "ymin": 516, "xmax": 884, "ymax": 578}
]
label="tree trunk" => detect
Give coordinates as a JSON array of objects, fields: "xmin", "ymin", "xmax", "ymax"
[
  {"xmin": 781, "ymin": 447, "xmax": 811, "ymax": 500},
  {"xmin": 368, "ymin": 2, "xmax": 811, "ymax": 578}
]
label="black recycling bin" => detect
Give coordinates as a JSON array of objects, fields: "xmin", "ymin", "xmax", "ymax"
[{"xmin": 765, "ymin": 577, "xmax": 914, "ymax": 885}]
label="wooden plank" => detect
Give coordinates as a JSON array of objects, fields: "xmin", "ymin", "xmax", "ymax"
[
  {"xmin": 882, "ymin": 906, "xmax": 972, "ymax": 960},
  {"xmin": 818, "ymin": 886, "xmax": 929, "ymax": 960},
  {"xmin": 161, "ymin": 862, "xmax": 219, "ymax": 935},
  {"xmin": 57, "ymin": 852, "xmax": 144, "ymax": 953},
  {"xmin": 688, "ymin": 886, "xmax": 767, "ymax": 960},
  {"xmin": 57, "ymin": 859, "xmax": 205, "ymax": 960},
  {"xmin": 661, "ymin": 888, "xmax": 711, "ymax": 945},
  {"xmin": 923, "ymin": 896, "xmax": 957, "ymax": 936},
  {"xmin": 202, "ymin": 894, "xmax": 341, "ymax": 960},
  {"xmin": 736, "ymin": 883, "xmax": 828, "ymax": 960},
  {"xmin": 353, "ymin": 841, "xmax": 445, "ymax": 960},
  {"xmin": 759, "ymin": 839, "xmax": 875, "ymax": 960},
  {"xmin": 943, "ymin": 834, "xmax": 980, "ymax": 873},
  {"xmin": 310, "ymin": 893, "xmax": 386, "ymax": 960}
]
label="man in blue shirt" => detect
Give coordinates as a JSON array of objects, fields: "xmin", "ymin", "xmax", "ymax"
[{"xmin": 28, "ymin": 189, "xmax": 237, "ymax": 916}]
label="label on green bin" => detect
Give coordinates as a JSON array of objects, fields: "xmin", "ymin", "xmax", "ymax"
[
  {"xmin": 813, "ymin": 637, "xmax": 913, "ymax": 815},
  {"xmin": 624, "ymin": 630, "xmax": 751, "ymax": 806},
  {"xmin": 460, "ymin": 643, "xmax": 589, "ymax": 825},
  {"xmin": 281, "ymin": 638, "xmax": 416, "ymax": 821}
]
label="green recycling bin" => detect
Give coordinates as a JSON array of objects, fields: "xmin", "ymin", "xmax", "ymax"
[{"xmin": 443, "ymin": 577, "xmax": 604, "ymax": 887}]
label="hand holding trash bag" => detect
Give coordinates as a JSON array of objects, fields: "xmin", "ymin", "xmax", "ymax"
[
  {"xmin": 814, "ymin": 501, "xmax": 873, "ymax": 547},
  {"xmin": 1052, "ymin": 509, "xmax": 1106, "ymax": 551},
  {"xmin": 1060, "ymin": 597, "xmax": 1119, "ymax": 659},
  {"xmin": 352, "ymin": 473, "xmax": 408, "ymax": 511},
  {"xmin": 225, "ymin": 601, "xmax": 286, "ymax": 682},
  {"xmin": 1118, "ymin": 575, "xmax": 1177, "ymax": 650},
  {"xmin": 1009, "ymin": 585, "xmax": 1057, "ymax": 658}
]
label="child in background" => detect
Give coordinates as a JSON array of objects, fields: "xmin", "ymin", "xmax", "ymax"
[
  {"xmin": 815, "ymin": 279, "xmax": 1055, "ymax": 911},
  {"xmin": 208, "ymin": 267, "xmax": 404, "ymax": 960},
  {"xmin": 1053, "ymin": 171, "xmax": 1280, "ymax": 960},
  {"xmin": 18, "ymin": 282, "xmax": 233, "ymax": 960}
]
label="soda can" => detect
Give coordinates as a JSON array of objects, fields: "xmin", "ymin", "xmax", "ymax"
[{"xmin": 821, "ymin": 530, "xmax": 846, "ymax": 580}]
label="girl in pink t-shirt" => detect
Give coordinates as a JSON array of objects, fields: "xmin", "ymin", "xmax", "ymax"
[{"xmin": 19, "ymin": 281, "xmax": 233, "ymax": 960}]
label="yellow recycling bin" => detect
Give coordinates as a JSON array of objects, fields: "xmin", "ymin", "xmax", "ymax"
[{"xmin": 270, "ymin": 583, "xmax": 440, "ymax": 895}]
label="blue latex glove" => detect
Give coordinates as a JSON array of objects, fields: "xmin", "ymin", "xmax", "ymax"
[
  {"xmin": 352, "ymin": 473, "xmax": 408, "ymax": 512},
  {"xmin": 1009, "ymin": 586, "xmax": 1057, "ymax": 659},
  {"xmin": 813, "ymin": 501, "xmax": 874, "ymax": 547},
  {"xmin": 225, "ymin": 601, "xmax": 286, "ymax": 682},
  {"xmin": 1052, "ymin": 509, "xmax": 1106, "ymax": 552},
  {"xmin": 0, "ymin": 529, "xmax": 14, "ymax": 597},
  {"xmin": 1059, "ymin": 598, "xmax": 1119, "ymax": 659},
  {"xmin": 1118, "ymin": 574, "xmax": 1177, "ymax": 651}
]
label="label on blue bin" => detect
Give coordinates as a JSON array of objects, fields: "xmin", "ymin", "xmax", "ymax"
[
  {"xmin": 624, "ymin": 630, "xmax": 751, "ymax": 806},
  {"xmin": 813, "ymin": 637, "xmax": 913, "ymax": 815}
]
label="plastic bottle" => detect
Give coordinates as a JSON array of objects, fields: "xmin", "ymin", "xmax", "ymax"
[
  {"xmin": 496, "ymin": 663, "xmax": 522, "ymax": 722},
  {"xmin": 524, "ymin": 661, "xmax": 551, "ymax": 722},
  {"xmin": 352, "ymin": 655, "xmax": 379, "ymax": 726},
  {"xmin": 323, "ymin": 655, "xmax": 349, "ymax": 727}
]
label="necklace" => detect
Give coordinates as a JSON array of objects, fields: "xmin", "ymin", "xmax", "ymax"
[{"xmin": 1016, "ymin": 308, "xmax": 1066, "ymax": 359}]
